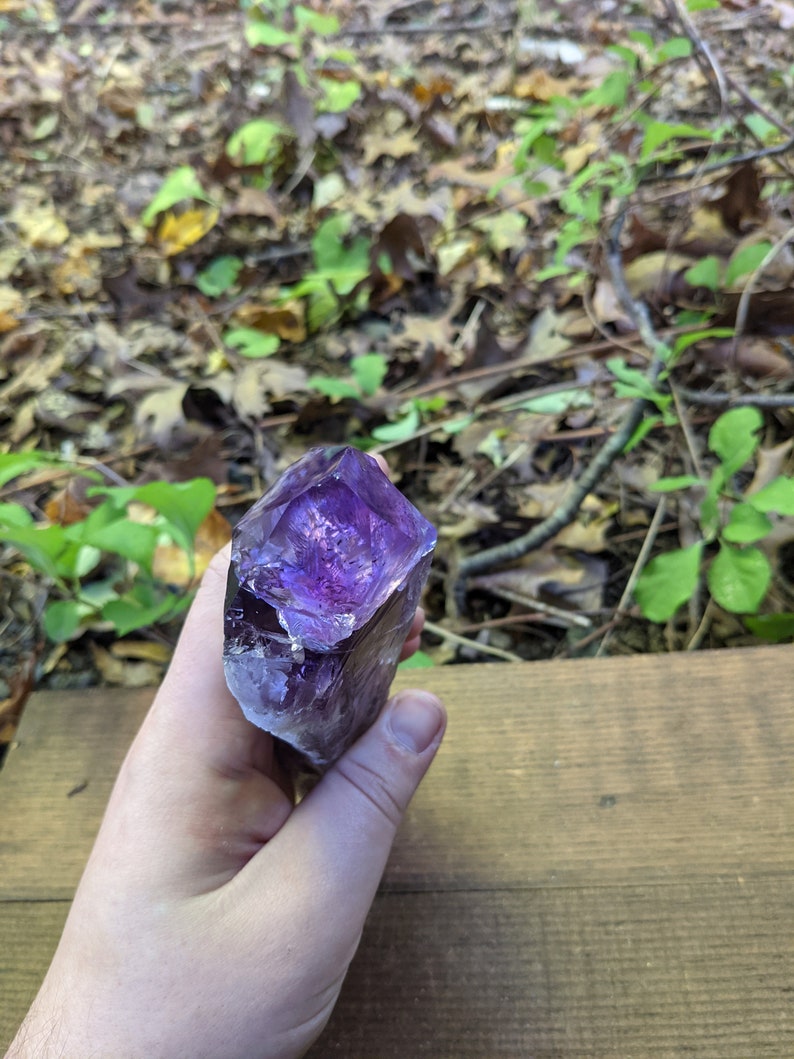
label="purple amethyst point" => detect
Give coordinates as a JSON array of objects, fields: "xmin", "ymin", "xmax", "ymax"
[{"xmin": 223, "ymin": 446, "xmax": 436, "ymax": 770}]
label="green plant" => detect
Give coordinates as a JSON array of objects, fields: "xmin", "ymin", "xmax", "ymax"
[
  {"xmin": 141, "ymin": 166, "xmax": 212, "ymax": 227},
  {"xmin": 370, "ymin": 395, "xmax": 446, "ymax": 444},
  {"xmin": 634, "ymin": 408, "xmax": 794, "ymax": 623},
  {"xmin": 242, "ymin": 0, "xmax": 361, "ymax": 115},
  {"xmin": 0, "ymin": 454, "xmax": 216, "ymax": 642},
  {"xmin": 684, "ymin": 241, "xmax": 775, "ymax": 291},
  {"xmin": 283, "ymin": 212, "xmax": 371, "ymax": 329},
  {"xmin": 309, "ymin": 352, "xmax": 387, "ymax": 399},
  {"xmin": 503, "ymin": 33, "xmax": 730, "ymax": 286}
]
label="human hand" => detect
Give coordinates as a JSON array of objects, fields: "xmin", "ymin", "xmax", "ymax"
[{"xmin": 8, "ymin": 493, "xmax": 445, "ymax": 1058}]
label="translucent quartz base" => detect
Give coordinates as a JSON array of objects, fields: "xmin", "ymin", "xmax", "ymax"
[{"xmin": 223, "ymin": 446, "xmax": 436, "ymax": 770}]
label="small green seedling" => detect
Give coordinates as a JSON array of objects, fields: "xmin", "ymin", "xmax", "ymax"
[
  {"xmin": 634, "ymin": 407, "xmax": 794, "ymax": 623},
  {"xmin": 309, "ymin": 353, "xmax": 387, "ymax": 400},
  {"xmin": 284, "ymin": 212, "xmax": 371, "ymax": 330},
  {"xmin": 0, "ymin": 454, "xmax": 216, "ymax": 642}
]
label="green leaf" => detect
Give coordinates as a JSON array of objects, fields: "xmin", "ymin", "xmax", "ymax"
[
  {"xmin": 608, "ymin": 43, "xmax": 640, "ymax": 69},
  {"xmin": 102, "ymin": 588, "xmax": 191, "ymax": 637},
  {"xmin": 43, "ymin": 599, "xmax": 84, "ymax": 643},
  {"xmin": 440, "ymin": 415, "xmax": 475, "ymax": 435},
  {"xmin": 308, "ymin": 375, "xmax": 361, "ymax": 400},
  {"xmin": 744, "ymin": 613, "xmax": 794, "ymax": 643},
  {"xmin": 582, "ymin": 69, "xmax": 631, "ymax": 109},
  {"xmin": 309, "ymin": 213, "xmax": 371, "ymax": 293},
  {"xmin": 142, "ymin": 166, "xmax": 208, "ymax": 226},
  {"xmin": 683, "ymin": 256, "xmax": 722, "ymax": 292},
  {"xmin": 721, "ymin": 502, "xmax": 773, "ymax": 544},
  {"xmin": 634, "ymin": 542, "xmax": 703, "ymax": 622},
  {"xmin": 607, "ymin": 358, "xmax": 671, "ymax": 412},
  {"xmin": 415, "ymin": 396, "xmax": 446, "ymax": 415},
  {"xmin": 649, "ymin": 474, "xmax": 703, "ymax": 492},
  {"xmin": 224, "ymin": 328, "xmax": 280, "ymax": 358},
  {"xmin": 0, "ymin": 451, "xmax": 64, "ymax": 489},
  {"xmin": 320, "ymin": 80, "xmax": 361, "ymax": 113},
  {"xmin": 748, "ymin": 476, "xmax": 794, "ymax": 515},
  {"xmin": 196, "ymin": 255, "xmax": 243, "ymax": 297},
  {"xmin": 708, "ymin": 543, "xmax": 770, "ymax": 613},
  {"xmin": 640, "ymin": 119, "xmax": 713, "ymax": 161},
  {"xmin": 371, "ymin": 405, "xmax": 421, "ymax": 443},
  {"xmin": 627, "ymin": 30, "xmax": 654, "ymax": 53},
  {"xmin": 0, "ymin": 502, "xmax": 34, "ymax": 528},
  {"xmin": 708, "ymin": 407, "xmax": 762, "ymax": 475},
  {"xmin": 671, "ymin": 327, "xmax": 734, "ymax": 360},
  {"xmin": 624, "ymin": 414, "xmax": 662, "ymax": 452},
  {"xmin": 744, "ymin": 113, "xmax": 780, "ymax": 145},
  {"xmin": 306, "ymin": 284, "xmax": 340, "ymax": 330},
  {"xmin": 294, "ymin": 5, "xmax": 339, "ymax": 34},
  {"xmin": 725, "ymin": 241, "xmax": 773, "ymax": 286},
  {"xmin": 227, "ymin": 119, "xmax": 285, "ymax": 166},
  {"xmin": 687, "ymin": 0, "xmax": 719, "ymax": 10},
  {"xmin": 398, "ymin": 649, "xmax": 435, "ymax": 670},
  {"xmin": 0, "ymin": 523, "xmax": 68, "ymax": 580},
  {"xmin": 517, "ymin": 389, "xmax": 593, "ymax": 415},
  {"xmin": 656, "ymin": 36, "xmax": 693, "ymax": 61},
  {"xmin": 81, "ymin": 519, "xmax": 161, "ymax": 571},
  {"xmin": 244, "ymin": 22, "xmax": 296, "ymax": 47},
  {"xmin": 351, "ymin": 353, "xmax": 387, "ymax": 396},
  {"xmin": 134, "ymin": 479, "xmax": 215, "ymax": 554},
  {"xmin": 71, "ymin": 545, "xmax": 102, "ymax": 579}
]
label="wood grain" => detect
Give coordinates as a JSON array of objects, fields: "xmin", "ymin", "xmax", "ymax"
[
  {"xmin": 2, "ymin": 645, "xmax": 793, "ymax": 1054},
  {"xmin": 310, "ymin": 879, "xmax": 794, "ymax": 1058}
]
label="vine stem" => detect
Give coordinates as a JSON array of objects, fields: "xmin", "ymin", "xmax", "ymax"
[{"xmin": 456, "ymin": 206, "xmax": 666, "ymax": 585}]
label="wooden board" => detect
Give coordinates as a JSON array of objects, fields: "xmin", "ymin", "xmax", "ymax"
[{"xmin": 2, "ymin": 645, "xmax": 794, "ymax": 1055}]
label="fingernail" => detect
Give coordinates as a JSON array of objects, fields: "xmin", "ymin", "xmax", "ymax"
[{"xmin": 389, "ymin": 692, "xmax": 444, "ymax": 754}]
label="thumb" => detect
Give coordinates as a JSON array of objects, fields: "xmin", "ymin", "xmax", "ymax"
[{"xmin": 281, "ymin": 690, "xmax": 446, "ymax": 911}]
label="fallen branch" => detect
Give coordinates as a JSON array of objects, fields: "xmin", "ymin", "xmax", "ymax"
[
  {"xmin": 422, "ymin": 619, "xmax": 520, "ymax": 662},
  {"xmin": 456, "ymin": 207, "xmax": 666, "ymax": 584},
  {"xmin": 676, "ymin": 386, "xmax": 794, "ymax": 409},
  {"xmin": 662, "ymin": 0, "xmax": 729, "ymax": 119}
]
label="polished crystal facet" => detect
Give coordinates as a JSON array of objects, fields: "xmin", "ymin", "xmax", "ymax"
[{"xmin": 223, "ymin": 446, "xmax": 436, "ymax": 770}]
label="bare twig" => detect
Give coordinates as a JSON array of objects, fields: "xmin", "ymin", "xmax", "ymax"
[
  {"xmin": 686, "ymin": 598, "xmax": 716, "ymax": 651},
  {"xmin": 669, "ymin": 381, "xmax": 705, "ymax": 481},
  {"xmin": 596, "ymin": 497, "xmax": 667, "ymax": 657},
  {"xmin": 422, "ymin": 619, "xmax": 521, "ymax": 662},
  {"xmin": 662, "ymin": 0, "xmax": 729, "ymax": 118},
  {"xmin": 456, "ymin": 207, "xmax": 667, "ymax": 583},
  {"xmin": 676, "ymin": 387, "xmax": 794, "ymax": 409},
  {"xmin": 468, "ymin": 582, "xmax": 592, "ymax": 629},
  {"xmin": 647, "ymin": 136, "xmax": 794, "ymax": 183},
  {"xmin": 731, "ymin": 223, "xmax": 794, "ymax": 356}
]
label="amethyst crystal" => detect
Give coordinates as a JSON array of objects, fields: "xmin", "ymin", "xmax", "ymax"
[{"xmin": 223, "ymin": 446, "xmax": 436, "ymax": 770}]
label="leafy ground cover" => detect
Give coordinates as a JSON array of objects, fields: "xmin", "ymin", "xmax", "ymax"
[{"xmin": 1, "ymin": 0, "xmax": 794, "ymax": 743}]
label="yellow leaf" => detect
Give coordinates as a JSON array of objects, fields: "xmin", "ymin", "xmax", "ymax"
[
  {"xmin": 561, "ymin": 140, "xmax": 598, "ymax": 176},
  {"xmin": 0, "ymin": 285, "xmax": 25, "ymax": 333},
  {"xmin": 152, "ymin": 508, "xmax": 232, "ymax": 588},
  {"xmin": 514, "ymin": 69, "xmax": 574, "ymax": 102},
  {"xmin": 13, "ymin": 203, "xmax": 69, "ymax": 248},
  {"xmin": 157, "ymin": 207, "xmax": 219, "ymax": 256}
]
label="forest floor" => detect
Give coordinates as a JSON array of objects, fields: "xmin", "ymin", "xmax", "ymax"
[{"xmin": 1, "ymin": 0, "xmax": 794, "ymax": 742}]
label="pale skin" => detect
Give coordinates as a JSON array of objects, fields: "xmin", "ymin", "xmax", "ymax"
[{"xmin": 7, "ymin": 459, "xmax": 446, "ymax": 1059}]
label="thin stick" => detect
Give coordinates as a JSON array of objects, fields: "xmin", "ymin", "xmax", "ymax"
[
  {"xmin": 677, "ymin": 386, "xmax": 794, "ymax": 409},
  {"xmin": 731, "ymin": 223, "xmax": 794, "ymax": 357},
  {"xmin": 596, "ymin": 497, "xmax": 668, "ymax": 657},
  {"xmin": 670, "ymin": 381, "xmax": 705, "ymax": 481},
  {"xmin": 457, "ymin": 206, "xmax": 667, "ymax": 582},
  {"xmin": 663, "ymin": 0, "xmax": 729, "ymax": 118},
  {"xmin": 422, "ymin": 619, "xmax": 521, "ymax": 662},
  {"xmin": 686, "ymin": 598, "xmax": 716, "ymax": 651},
  {"xmin": 468, "ymin": 583, "xmax": 592, "ymax": 629}
]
